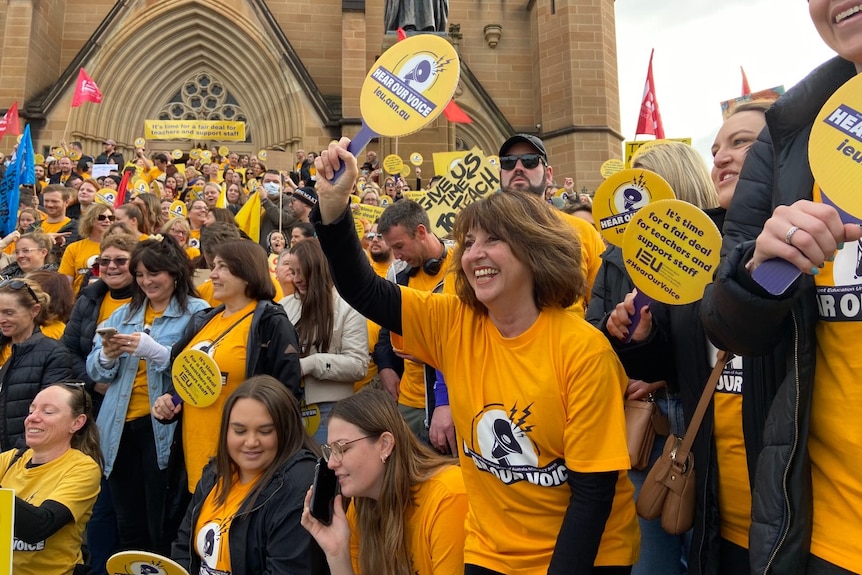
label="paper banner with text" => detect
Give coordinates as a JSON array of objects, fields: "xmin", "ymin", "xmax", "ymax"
[
  {"xmin": 622, "ymin": 199, "xmax": 720, "ymax": 310},
  {"xmin": 144, "ymin": 120, "xmax": 246, "ymax": 141},
  {"xmin": 418, "ymin": 146, "xmax": 500, "ymax": 237},
  {"xmin": 720, "ymin": 85, "xmax": 785, "ymax": 119},
  {"xmin": 352, "ymin": 204, "xmax": 385, "ymax": 238},
  {"xmin": 624, "ymin": 138, "xmax": 692, "ymax": 168},
  {"xmin": 592, "ymin": 169, "xmax": 675, "ymax": 247},
  {"xmin": 106, "ymin": 551, "xmax": 190, "ymax": 575},
  {"xmin": 403, "ymin": 190, "xmax": 426, "ymax": 202}
]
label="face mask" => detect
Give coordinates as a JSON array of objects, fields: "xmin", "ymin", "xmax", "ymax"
[{"xmin": 263, "ymin": 182, "xmax": 280, "ymax": 196}]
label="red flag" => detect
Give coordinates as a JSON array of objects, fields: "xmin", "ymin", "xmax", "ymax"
[
  {"xmin": 0, "ymin": 102, "xmax": 20, "ymax": 139},
  {"xmin": 114, "ymin": 169, "xmax": 132, "ymax": 208},
  {"xmin": 443, "ymin": 101, "xmax": 472, "ymax": 123},
  {"xmin": 741, "ymin": 66, "xmax": 751, "ymax": 96},
  {"xmin": 397, "ymin": 27, "xmax": 408, "ymax": 41},
  {"xmin": 635, "ymin": 49, "xmax": 665, "ymax": 139},
  {"xmin": 71, "ymin": 68, "xmax": 103, "ymax": 108}
]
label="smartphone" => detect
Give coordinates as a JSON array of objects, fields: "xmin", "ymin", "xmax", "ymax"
[
  {"xmin": 96, "ymin": 327, "xmax": 118, "ymax": 339},
  {"xmin": 310, "ymin": 457, "xmax": 338, "ymax": 526}
]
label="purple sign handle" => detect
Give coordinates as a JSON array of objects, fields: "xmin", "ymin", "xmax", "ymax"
[
  {"xmin": 753, "ymin": 190, "xmax": 861, "ymax": 296},
  {"xmin": 331, "ymin": 123, "xmax": 377, "ymax": 181},
  {"xmin": 625, "ymin": 290, "xmax": 653, "ymax": 343},
  {"xmin": 171, "ymin": 393, "xmax": 182, "ymax": 407}
]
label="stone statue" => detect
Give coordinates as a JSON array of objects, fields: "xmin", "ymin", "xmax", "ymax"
[{"xmin": 385, "ymin": 0, "xmax": 448, "ymax": 33}]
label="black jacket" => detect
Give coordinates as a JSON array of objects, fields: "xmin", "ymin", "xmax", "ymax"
[
  {"xmin": 172, "ymin": 450, "xmax": 325, "ymax": 575},
  {"xmin": 0, "ymin": 330, "xmax": 73, "ymax": 448},
  {"xmin": 700, "ymin": 56, "xmax": 857, "ymax": 575}
]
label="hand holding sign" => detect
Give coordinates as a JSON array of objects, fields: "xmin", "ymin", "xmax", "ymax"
[
  {"xmin": 331, "ymin": 34, "xmax": 460, "ymax": 180},
  {"xmin": 171, "ymin": 348, "xmax": 223, "ymax": 408},
  {"xmin": 753, "ymin": 73, "xmax": 862, "ymax": 295},
  {"xmin": 107, "ymin": 551, "xmax": 190, "ymax": 575}
]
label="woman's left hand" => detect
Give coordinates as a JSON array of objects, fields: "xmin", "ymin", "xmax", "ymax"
[
  {"xmin": 301, "ymin": 489, "xmax": 353, "ymax": 563},
  {"xmin": 626, "ymin": 379, "xmax": 667, "ymax": 401}
]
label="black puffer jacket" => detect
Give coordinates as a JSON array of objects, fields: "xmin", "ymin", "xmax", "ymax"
[
  {"xmin": 701, "ymin": 56, "xmax": 857, "ymax": 575},
  {"xmin": 0, "ymin": 330, "xmax": 73, "ymax": 448}
]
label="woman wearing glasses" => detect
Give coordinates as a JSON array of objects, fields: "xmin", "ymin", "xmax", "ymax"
[
  {"xmin": 0, "ymin": 231, "xmax": 57, "ymax": 279},
  {"xmin": 302, "ymin": 389, "xmax": 467, "ymax": 575},
  {"xmin": 0, "ymin": 277, "xmax": 73, "ymax": 449},
  {"xmin": 86, "ymin": 237, "xmax": 208, "ymax": 555},
  {"xmin": 59, "ymin": 204, "xmax": 116, "ymax": 296},
  {"xmin": 172, "ymin": 376, "xmax": 322, "ymax": 575},
  {"xmin": 0, "ymin": 382, "xmax": 102, "ymax": 575},
  {"xmin": 161, "ymin": 217, "xmax": 201, "ymax": 261},
  {"xmin": 187, "ymin": 199, "xmax": 209, "ymax": 249}
]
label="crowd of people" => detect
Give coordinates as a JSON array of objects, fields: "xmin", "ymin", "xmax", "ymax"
[{"xmin": 0, "ymin": 4, "xmax": 860, "ymax": 574}]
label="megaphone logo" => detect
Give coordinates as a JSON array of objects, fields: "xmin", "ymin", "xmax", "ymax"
[
  {"xmin": 490, "ymin": 418, "xmax": 523, "ymax": 464},
  {"xmin": 622, "ymin": 187, "xmax": 643, "ymax": 211}
]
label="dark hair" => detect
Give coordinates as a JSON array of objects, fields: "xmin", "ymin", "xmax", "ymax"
[
  {"xmin": 289, "ymin": 239, "xmax": 334, "ymax": 354},
  {"xmin": 27, "ymin": 271, "xmax": 74, "ymax": 324},
  {"xmin": 46, "ymin": 383, "xmax": 104, "ymax": 470},
  {"xmin": 290, "ymin": 222, "xmax": 315, "ymax": 241},
  {"xmin": 200, "ymin": 222, "xmax": 241, "ymax": 262},
  {"xmin": 213, "ymin": 375, "xmax": 318, "ymax": 507},
  {"xmin": 127, "ymin": 235, "xmax": 199, "ymax": 316},
  {"xmin": 378, "ymin": 200, "xmax": 430, "ymax": 236},
  {"xmin": 134, "ymin": 193, "xmax": 162, "ymax": 234},
  {"xmin": 117, "ymin": 204, "xmax": 147, "ymax": 234},
  {"xmin": 211, "ymin": 240, "xmax": 275, "ymax": 301},
  {"xmin": 208, "ymin": 207, "xmax": 237, "ymax": 227},
  {"xmin": 154, "ymin": 153, "xmax": 169, "ymax": 164},
  {"xmin": 42, "ymin": 184, "xmax": 70, "ymax": 202}
]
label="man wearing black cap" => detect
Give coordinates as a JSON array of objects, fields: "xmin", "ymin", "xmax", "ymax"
[
  {"xmin": 289, "ymin": 186, "xmax": 317, "ymax": 223},
  {"xmin": 498, "ymin": 133, "xmax": 605, "ymax": 314}
]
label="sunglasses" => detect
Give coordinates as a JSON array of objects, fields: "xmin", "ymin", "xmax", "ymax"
[
  {"xmin": 97, "ymin": 214, "xmax": 116, "ymax": 222},
  {"xmin": 99, "ymin": 257, "xmax": 129, "ymax": 268},
  {"xmin": 0, "ymin": 279, "xmax": 39, "ymax": 305},
  {"xmin": 500, "ymin": 154, "xmax": 545, "ymax": 171},
  {"xmin": 365, "ymin": 233, "xmax": 383, "ymax": 240},
  {"xmin": 56, "ymin": 381, "xmax": 92, "ymax": 411}
]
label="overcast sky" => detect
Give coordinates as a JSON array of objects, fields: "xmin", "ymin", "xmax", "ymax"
[{"xmin": 614, "ymin": 0, "xmax": 836, "ymax": 164}]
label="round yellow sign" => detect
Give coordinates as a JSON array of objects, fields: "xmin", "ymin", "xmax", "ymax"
[
  {"xmin": 487, "ymin": 155, "xmax": 500, "ymax": 168},
  {"xmin": 218, "ymin": 146, "xmax": 229, "ymax": 157},
  {"xmin": 171, "ymin": 149, "xmax": 183, "ymax": 160},
  {"xmin": 258, "ymin": 149, "xmax": 268, "ymax": 161},
  {"xmin": 169, "ymin": 200, "xmax": 187, "ymax": 219},
  {"xmin": 379, "ymin": 194, "xmax": 394, "ymax": 207},
  {"xmin": 600, "ymin": 158, "xmax": 625, "ymax": 179},
  {"xmin": 171, "ymin": 348, "xmax": 222, "ymax": 408},
  {"xmin": 400, "ymin": 164, "xmax": 412, "ymax": 178},
  {"xmin": 106, "ymin": 551, "xmax": 190, "ymax": 575},
  {"xmin": 201, "ymin": 150, "xmax": 212, "ymax": 160},
  {"xmin": 383, "ymin": 154, "xmax": 404, "ymax": 174},
  {"xmin": 131, "ymin": 177, "xmax": 149, "ymax": 196},
  {"xmin": 622, "ymin": 199, "xmax": 721, "ymax": 305},
  {"xmin": 190, "ymin": 149, "xmax": 201, "ymax": 160},
  {"xmin": 410, "ymin": 152, "xmax": 423, "ymax": 166},
  {"xmin": 134, "ymin": 138, "xmax": 146, "ymax": 148},
  {"xmin": 53, "ymin": 147, "xmax": 66, "ymax": 158},
  {"xmin": 34, "ymin": 153, "xmax": 45, "ymax": 165},
  {"xmin": 95, "ymin": 189, "xmax": 116, "ymax": 206},
  {"xmin": 359, "ymin": 34, "xmax": 460, "ymax": 138},
  {"xmin": 301, "ymin": 401, "xmax": 321, "ymax": 436},
  {"xmin": 592, "ymin": 169, "xmax": 675, "ymax": 247}
]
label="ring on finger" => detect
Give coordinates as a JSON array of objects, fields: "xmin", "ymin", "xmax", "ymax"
[{"xmin": 784, "ymin": 225, "xmax": 800, "ymax": 246}]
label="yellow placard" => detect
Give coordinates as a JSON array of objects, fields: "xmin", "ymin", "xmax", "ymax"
[
  {"xmin": 68, "ymin": 149, "xmax": 81, "ymax": 161},
  {"xmin": 379, "ymin": 194, "xmax": 394, "ymax": 207},
  {"xmin": 410, "ymin": 152, "xmax": 423, "ymax": 166},
  {"xmin": 624, "ymin": 138, "xmax": 692, "ymax": 168},
  {"xmin": 130, "ymin": 177, "xmax": 149, "ymax": 196},
  {"xmin": 53, "ymin": 146, "xmax": 66, "ymax": 158},
  {"xmin": 809, "ymin": 73, "xmax": 862, "ymax": 219},
  {"xmin": 360, "ymin": 34, "xmax": 460, "ymax": 137},
  {"xmin": 592, "ymin": 169, "xmax": 675, "ymax": 247},
  {"xmin": 352, "ymin": 204, "xmax": 385, "ymax": 237},
  {"xmin": 95, "ymin": 189, "xmax": 116, "ymax": 206},
  {"xmin": 189, "ymin": 149, "xmax": 201, "ymax": 160},
  {"xmin": 171, "ymin": 349, "xmax": 222, "ymax": 407},
  {"xmin": 600, "ymin": 158, "xmax": 625, "ymax": 179},
  {"xmin": 34, "ymin": 153, "xmax": 45, "ymax": 165},
  {"xmin": 134, "ymin": 138, "xmax": 146, "ymax": 148},
  {"xmin": 400, "ymin": 164, "xmax": 412, "ymax": 178},
  {"xmin": 171, "ymin": 149, "xmax": 183, "ymax": 160},
  {"xmin": 0, "ymin": 489, "xmax": 12, "ymax": 575},
  {"xmin": 402, "ymin": 190, "xmax": 426, "ymax": 202},
  {"xmin": 144, "ymin": 121, "xmax": 246, "ymax": 142},
  {"xmin": 257, "ymin": 149, "xmax": 267, "ymax": 161},
  {"xmin": 383, "ymin": 154, "xmax": 404, "ymax": 175},
  {"xmin": 622, "ymin": 199, "xmax": 721, "ymax": 305},
  {"xmin": 201, "ymin": 150, "xmax": 212, "ymax": 160},
  {"xmin": 169, "ymin": 200, "xmax": 187, "ymax": 219},
  {"xmin": 419, "ymin": 146, "xmax": 500, "ymax": 237},
  {"xmin": 218, "ymin": 146, "xmax": 229, "ymax": 157},
  {"xmin": 301, "ymin": 402, "xmax": 321, "ymax": 437},
  {"xmin": 432, "ymin": 151, "xmax": 469, "ymax": 177},
  {"xmin": 106, "ymin": 551, "xmax": 190, "ymax": 575}
]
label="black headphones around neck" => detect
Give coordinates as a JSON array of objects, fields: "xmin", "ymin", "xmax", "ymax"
[{"xmin": 407, "ymin": 242, "xmax": 449, "ymax": 277}]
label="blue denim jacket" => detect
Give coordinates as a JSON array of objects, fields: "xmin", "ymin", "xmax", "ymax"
[{"xmin": 87, "ymin": 296, "xmax": 209, "ymax": 476}]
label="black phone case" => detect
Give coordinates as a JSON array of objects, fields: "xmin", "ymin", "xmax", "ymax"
[{"xmin": 310, "ymin": 457, "xmax": 337, "ymax": 526}]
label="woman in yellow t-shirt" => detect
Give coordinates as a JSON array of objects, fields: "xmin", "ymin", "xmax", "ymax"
[
  {"xmin": 172, "ymin": 376, "xmax": 320, "ymax": 574},
  {"xmin": 0, "ymin": 383, "xmax": 102, "ymax": 575},
  {"xmin": 187, "ymin": 199, "xmax": 209, "ymax": 249},
  {"xmin": 311, "ymin": 144, "xmax": 639, "ymax": 575},
  {"xmin": 0, "ymin": 231, "xmax": 55, "ymax": 279},
  {"xmin": 27, "ymin": 271, "xmax": 73, "ymax": 340},
  {"xmin": 161, "ymin": 217, "xmax": 201, "ymax": 261},
  {"xmin": 59, "ymin": 204, "xmax": 115, "ymax": 295},
  {"xmin": 302, "ymin": 389, "xmax": 467, "ymax": 575}
]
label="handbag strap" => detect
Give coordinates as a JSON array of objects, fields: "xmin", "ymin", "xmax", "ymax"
[{"xmin": 674, "ymin": 349, "xmax": 732, "ymax": 464}]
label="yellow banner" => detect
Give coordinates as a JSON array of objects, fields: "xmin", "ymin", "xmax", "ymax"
[
  {"xmin": 419, "ymin": 146, "xmax": 500, "ymax": 237},
  {"xmin": 623, "ymin": 138, "xmax": 691, "ymax": 168},
  {"xmin": 402, "ymin": 191, "xmax": 426, "ymax": 202},
  {"xmin": 0, "ymin": 489, "xmax": 12, "ymax": 575},
  {"xmin": 353, "ymin": 204, "xmax": 385, "ymax": 238},
  {"xmin": 144, "ymin": 120, "xmax": 246, "ymax": 141}
]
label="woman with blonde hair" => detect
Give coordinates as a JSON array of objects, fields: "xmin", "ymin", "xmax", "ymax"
[
  {"xmin": 632, "ymin": 141, "xmax": 718, "ymax": 208},
  {"xmin": 59, "ymin": 204, "xmax": 116, "ymax": 295},
  {"xmin": 0, "ymin": 231, "xmax": 56, "ymax": 279},
  {"xmin": 161, "ymin": 217, "xmax": 201, "ymax": 260},
  {"xmin": 303, "ymin": 388, "xmax": 467, "ymax": 575}
]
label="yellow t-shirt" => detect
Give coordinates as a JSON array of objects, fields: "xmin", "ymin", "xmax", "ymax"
[
  {"xmin": 126, "ymin": 306, "xmax": 164, "ymax": 421},
  {"xmin": 98, "ymin": 293, "xmax": 132, "ymax": 324},
  {"xmin": 710, "ymin": 349, "xmax": 750, "ymax": 548},
  {"xmin": 809, "ymin": 233, "xmax": 862, "ymax": 572},
  {"xmin": 0, "ymin": 448, "xmax": 101, "ymax": 575},
  {"xmin": 40, "ymin": 321, "xmax": 65, "ymax": 340},
  {"xmin": 194, "ymin": 473, "xmax": 259, "ymax": 573},
  {"xmin": 185, "ymin": 246, "xmax": 201, "ymax": 260},
  {"xmin": 58, "ymin": 238, "xmax": 101, "ymax": 295},
  {"xmin": 196, "ymin": 277, "xmax": 283, "ymax": 308},
  {"xmin": 189, "ymin": 229, "xmax": 201, "ymax": 250},
  {"xmin": 0, "ymin": 344, "xmax": 10, "ymax": 366},
  {"xmin": 399, "ymin": 289, "xmax": 638, "ymax": 573},
  {"xmin": 558, "ymin": 211, "xmax": 605, "ymax": 317},
  {"xmin": 347, "ymin": 465, "xmax": 468, "ymax": 574},
  {"xmin": 41, "ymin": 217, "xmax": 72, "ymax": 235},
  {"xmin": 183, "ymin": 301, "xmax": 256, "ymax": 490}
]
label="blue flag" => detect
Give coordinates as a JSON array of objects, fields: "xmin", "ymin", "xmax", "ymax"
[{"xmin": 0, "ymin": 124, "xmax": 35, "ymax": 235}]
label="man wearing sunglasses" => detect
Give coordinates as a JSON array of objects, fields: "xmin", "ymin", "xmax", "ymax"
[{"xmin": 498, "ymin": 134, "xmax": 605, "ymax": 315}]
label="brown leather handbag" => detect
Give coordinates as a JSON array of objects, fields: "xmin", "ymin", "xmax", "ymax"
[
  {"xmin": 625, "ymin": 395, "xmax": 669, "ymax": 470},
  {"xmin": 636, "ymin": 350, "xmax": 731, "ymax": 535}
]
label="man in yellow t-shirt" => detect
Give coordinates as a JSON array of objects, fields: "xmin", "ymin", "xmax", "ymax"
[
  {"xmin": 498, "ymin": 134, "xmax": 604, "ymax": 317},
  {"xmin": 39, "ymin": 185, "xmax": 77, "ymax": 260}
]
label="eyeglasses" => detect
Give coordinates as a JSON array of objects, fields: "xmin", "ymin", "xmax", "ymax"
[
  {"xmin": 365, "ymin": 233, "xmax": 383, "ymax": 240},
  {"xmin": 99, "ymin": 257, "xmax": 129, "ymax": 268},
  {"xmin": 500, "ymin": 154, "xmax": 545, "ymax": 171},
  {"xmin": 97, "ymin": 214, "xmax": 116, "ymax": 222},
  {"xmin": 321, "ymin": 434, "xmax": 380, "ymax": 462},
  {"xmin": 14, "ymin": 248, "xmax": 43, "ymax": 256},
  {"xmin": 170, "ymin": 230, "xmax": 188, "ymax": 237},
  {"xmin": 0, "ymin": 279, "xmax": 39, "ymax": 305}
]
